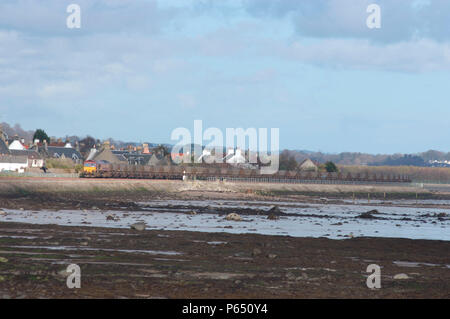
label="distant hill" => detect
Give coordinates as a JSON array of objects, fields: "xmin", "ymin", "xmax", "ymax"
[{"xmin": 281, "ymin": 150, "xmax": 450, "ymax": 167}]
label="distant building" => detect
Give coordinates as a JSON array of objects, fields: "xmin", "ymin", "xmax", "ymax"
[
  {"xmin": 89, "ymin": 142, "xmax": 127, "ymax": 164},
  {"xmin": 0, "ymin": 139, "xmax": 9, "ymax": 155},
  {"xmin": 9, "ymin": 150, "xmax": 44, "ymax": 168},
  {"xmin": 0, "ymin": 155, "xmax": 28, "ymax": 173},
  {"xmin": 224, "ymin": 148, "xmax": 246, "ymax": 165},
  {"xmin": 0, "ymin": 125, "xmax": 8, "ymax": 142},
  {"xmin": 298, "ymin": 159, "xmax": 319, "ymax": 172},
  {"xmin": 8, "ymin": 137, "xmax": 26, "ymax": 150},
  {"xmin": 35, "ymin": 140, "xmax": 82, "ymax": 164}
]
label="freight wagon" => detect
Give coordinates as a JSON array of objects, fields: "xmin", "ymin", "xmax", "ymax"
[{"xmin": 80, "ymin": 161, "xmax": 412, "ymax": 184}]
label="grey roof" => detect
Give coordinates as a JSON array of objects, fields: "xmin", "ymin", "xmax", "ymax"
[
  {"xmin": 0, "ymin": 155, "xmax": 28, "ymax": 164},
  {"xmin": 123, "ymin": 153, "xmax": 154, "ymax": 165},
  {"xmin": 46, "ymin": 146, "xmax": 82, "ymax": 161},
  {"xmin": 92, "ymin": 147, "xmax": 126, "ymax": 164},
  {"xmin": 0, "ymin": 139, "xmax": 10, "ymax": 155},
  {"xmin": 10, "ymin": 149, "xmax": 42, "ymax": 159},
  {"xmin": 147, "ymin": 154, "xmax": 169, "ymax": 166}
]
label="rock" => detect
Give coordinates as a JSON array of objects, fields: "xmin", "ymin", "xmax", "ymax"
[
  {"xmin": 0, "ymin": 210, "xmax": 6, "ymax": 216},
  {"xmin": 358, "ymin": 210, "xmax": 380, "ymax": 219},
  {"xmin": 332, "ymin": 222, "xmax": 343, "ymax": 226},
  {"xmin": 58, "ymin": 269, "xmax": 71, "ymax": 278},
  {"xmin": 106, "ymin": 214, "xmax": 115, "ymax": 221},
  {"xmin": 436, "ymin": 212, "xmax": 447, "ymax": 218},
  {"xmin": 0, "ymin": 257, "xmax": 8, "ymax": 263},
  {"xmin": 130, "ymin": 222, "xmax": 146, "ymax": 231},
  {"xmin": 267, "ymin": 254, "xmax": 277, "ymax": 259},
  {"xmin": 267, "ymin": 205, "xmax": 284, "ymax": 215},
  {"xmin": 267, "ymin": 213, "xmax": 279, "ymax": 220},
  {"xmin": 189, "ymin": 211, "xmax": 197, "ymax": 215},
  {"xmin": 252, "ymin": 248, "xmax": 262, "ymax": 256},
  {"xmin": 225, "ymin": 213, "xmax": 242, "ymax": 221},
  {"xmin": 394, "ymin": 273, "xmax": 410, "ymax": 280}
]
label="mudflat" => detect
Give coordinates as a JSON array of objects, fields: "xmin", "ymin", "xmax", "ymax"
[{"xmin": 0, "ymin": 178, "xmax": 449, "ymax": 298}]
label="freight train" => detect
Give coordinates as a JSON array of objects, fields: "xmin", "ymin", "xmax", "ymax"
[{"xmin": 81, "ymin": 160, "xmax": 412, "ymax": 184}]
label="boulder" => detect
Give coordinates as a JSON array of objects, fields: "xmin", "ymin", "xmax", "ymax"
[
  {"xmin": 106, "ymin": 214, "xmax": 116, "ymax": 221},
  {"xmin": 358, "ymin": 210, "xmax": 380, "ymax": 219},
  {"xmin": 225, "ymin": 213, "xmax": 242, "ymax": 221},
  {"xmin": 130, "ymin": 222, "xmax": 146, "ymax": 231},
  {"xmin": 252, "ymin": 248, "xmax": 262, "ymax": 256},
  {"xmin": 267, "ymin": 205, "xmax": 284, "ymax": 215},
  {"xmin": 393, "ymin": 273, "xmax": 410, "ymax": 280}
]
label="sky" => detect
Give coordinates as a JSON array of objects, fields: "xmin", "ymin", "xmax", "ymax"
[{"xmin": 0, "ymin": 0, "xmax": 449, "ymax": 154}]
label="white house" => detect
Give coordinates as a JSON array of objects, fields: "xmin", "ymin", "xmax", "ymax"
[
  {"xmin": 225, "ymin": 148, "xmax": 246, "ymax": 164},
  {"xmin": 0, "ymin": 155, "xmax": 29, "ymax": 173},
  {"xmin": 8, "ymin": 139, "xmax": 26, "ymax": 151}
]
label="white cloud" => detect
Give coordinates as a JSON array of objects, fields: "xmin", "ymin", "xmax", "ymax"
[
  {"xmin": 284, "ymin": 38, "xmax": 450, "ymax": 72},
  {"xmin": 37, "ymin": 81, "xmax": 84, "ymax": 98}
]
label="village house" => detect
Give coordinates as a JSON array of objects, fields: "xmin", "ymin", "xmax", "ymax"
[
  {"xmin": 87, "ymin": 141, "xmax": 127, "ymax": 164},
  {"xmin": 6, "ymin": 136, "xmax": 44, "ymax": 168},
  {"xmin": 89, "ymin": 142, "xmax": 170, "ymax": 166},
  {"xmin": 8, "ymin": 135, "xmax": 27, "ymax": 150},
  {"xmin": 0, "ymin": 155, "xmax": 28, "ymax": 173},
  {"xmin": 35, "ymin": 140, "xmax": 83, "ymax": 164},
  {"xmin": 0, "ymin": 138, "xmax": 29, "ymax": 173},
  {"xmin": 298, "ymin": 158, "xmax": 319, "ymax": 172},
  {"xmin": 0, "ymin": 138, "xmax": 9, "ymax": 156}
]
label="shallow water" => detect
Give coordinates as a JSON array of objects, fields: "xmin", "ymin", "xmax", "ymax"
[{"xmin": 1, "ymin": 199, "xmax": 449, "ymax": 240}]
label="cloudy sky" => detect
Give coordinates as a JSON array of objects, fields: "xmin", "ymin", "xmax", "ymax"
[{"xmin": 0, "ymin": 0, "xmax": 449, "ymax": 153}]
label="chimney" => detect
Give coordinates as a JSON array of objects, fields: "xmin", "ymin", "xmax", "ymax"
[{"xmin": 34, "ymin": 139, "xmax": 39, "ymax": 152}]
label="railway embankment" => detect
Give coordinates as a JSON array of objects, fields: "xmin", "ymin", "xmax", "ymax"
[{"xmin": 0, "ymin": 177, "xmax": 440, "ymax": 200}]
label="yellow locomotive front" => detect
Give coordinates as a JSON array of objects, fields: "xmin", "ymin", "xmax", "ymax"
[{"xmin": 83, "ymin": 160, "xmax": 97, "ymax": 174}]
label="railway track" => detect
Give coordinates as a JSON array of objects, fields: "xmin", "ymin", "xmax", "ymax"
[{"xmin": 80, "ymin": 163, "xmax": 412, "ymax": 185}]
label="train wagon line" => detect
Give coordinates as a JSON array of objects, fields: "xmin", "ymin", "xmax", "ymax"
[{"xmin": 80, "ymin": 161, "xmax": 412, "ymax": 185}]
